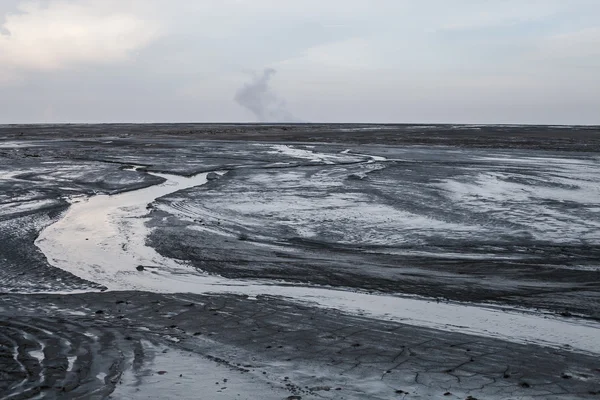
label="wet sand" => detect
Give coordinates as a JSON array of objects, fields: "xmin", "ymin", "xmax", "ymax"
[{"xmin": 1, "ymin": 124, "xmax": 599, "ymax": 399}]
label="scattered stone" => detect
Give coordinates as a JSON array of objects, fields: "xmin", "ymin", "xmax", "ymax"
[{"xmin": 561, "ymin": 311, "xmax": 573, "ymax": 317}]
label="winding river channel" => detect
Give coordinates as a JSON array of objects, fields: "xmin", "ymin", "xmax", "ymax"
[{"xmin": 35, "ymin": 168, "xmax": 600, "ymax": 355}]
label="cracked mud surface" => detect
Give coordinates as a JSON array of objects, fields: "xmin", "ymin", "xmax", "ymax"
[
  {"xmin": 1, "ymin": 292, "xmax": 599, "ymax": 399},
  {"xmin": 1, "ymin": 123, "xmax": 599, "ymax": 399}
]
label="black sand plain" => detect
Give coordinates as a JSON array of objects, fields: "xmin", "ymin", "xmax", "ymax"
[{"xmin": 1, "ymin": 124, "xmax": 599, "ymax": 399}]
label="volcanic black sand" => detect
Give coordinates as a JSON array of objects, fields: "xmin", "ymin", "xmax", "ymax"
[{"xmin": 0, "ymin": 124, "xmax": 599, "ymax": 399}]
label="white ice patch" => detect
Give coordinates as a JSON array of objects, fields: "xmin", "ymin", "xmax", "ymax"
[
  {"xmin": 0, "ymin": 141, "xmax": 42, "ymax": 148},
  {"xmin": 435, "ymin": 158, "xmax": 600, "ymax": 243},
  {"xmin": 28, "ymin": 350, "xmax": 44, "ymax": 364},
  {"xmin": 67, "ymin": 356, "xmax": 76, "ymax": 372},
  {"xmin": 263, "ymin": 144, "xmax": 365, "ymax": 164},
  {"xmin": 0, "ymin": 199, "xmax": 58, "ymax": 215}
]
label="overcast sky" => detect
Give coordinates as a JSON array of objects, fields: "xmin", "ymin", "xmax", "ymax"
[{"xmin": 1, "ymin": 0, "xmax": 599, "ymax": 124}]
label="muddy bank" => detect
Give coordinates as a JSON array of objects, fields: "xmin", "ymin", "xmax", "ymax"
[
  {"xmin": 146, "ymin": 145, "xmax": 600, "ymax": 319},
  {"xmin": 1, "ymin": 124, "xmax": 599, "ymax": 399},
  {"xmin": 1, "ymin": 291, "xmax": 599, "ymax": 399}
]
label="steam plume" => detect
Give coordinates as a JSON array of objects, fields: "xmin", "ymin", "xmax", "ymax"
[{"xmin": 234, "ymin": 68, "xmax": 297, "ymax": 122}]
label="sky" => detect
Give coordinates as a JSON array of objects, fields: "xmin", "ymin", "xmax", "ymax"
[{"xmin": 0, "ymin": 0, "xmax": 599, "ymax": 124}]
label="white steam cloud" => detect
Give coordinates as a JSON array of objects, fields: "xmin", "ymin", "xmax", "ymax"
[{"xmin": 234, "ymin": 68, "xmax": 298, "ymax": 122}]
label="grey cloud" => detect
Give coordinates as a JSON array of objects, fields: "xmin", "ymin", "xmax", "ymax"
[{"xmin": 234, "ymin": 68, "xmax": 298, "ymax": 123}]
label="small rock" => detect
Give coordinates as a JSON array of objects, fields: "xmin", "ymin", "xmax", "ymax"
[
  {"xmin": 206, "ymin": 172, "xmax": 219, "ymax": 181},
  {"xmin": 520, "ymin": 382, "xmax": 531, "ymax": 388},
  {"xmin": 444, "ymin": 393, "xmax": 452, "ymax": 396},
  {"xmin": 286, "ymin": 396, "xmax": 302, "ymax": 400},
  {"xmin": 157, "ymin": 371, "xmax": 167, "ymax": 375},
  {"xmin": 136, "ymin": 265, "xmax": 145, "ymax": 271},
  {"xmin": 560, "ymin": 311, "xmax": 573, "ymax": 317},
  {"xmin": 95, "ymin": 310, "xmax": 104, "ymax": 314}
]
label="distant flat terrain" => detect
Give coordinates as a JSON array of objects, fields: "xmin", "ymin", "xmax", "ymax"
[{"xmin": 1, "ymin": 124, "xmax": 599, "ymax": 399}]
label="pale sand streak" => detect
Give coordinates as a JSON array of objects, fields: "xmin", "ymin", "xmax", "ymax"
[{"xmin": 35, "ymin": 152, "xmax": 600, "ymax": 355}]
